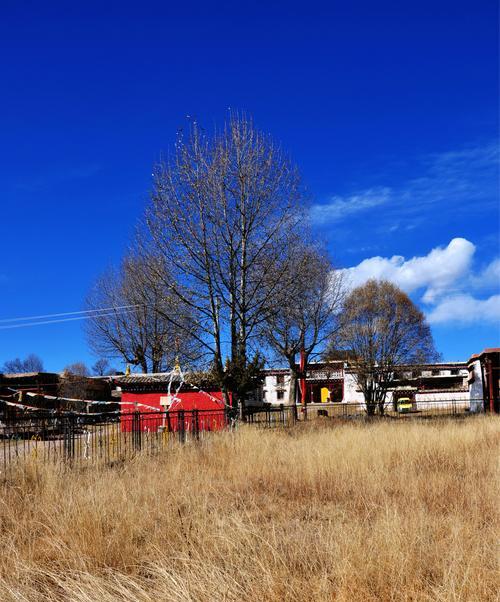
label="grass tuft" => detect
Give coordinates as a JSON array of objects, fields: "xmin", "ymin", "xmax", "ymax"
[{"xmin": 0, "ymin": 417, "xmax": 498, "ymax": 601}]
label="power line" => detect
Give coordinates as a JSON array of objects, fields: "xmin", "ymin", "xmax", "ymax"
[
  {"xmin": 0, "ymin": 308, "xmax": 139, "ymax": 330},
  {"xmin": 0, "ymin": 304, "xmax": 142, "ymax": 324},
  {"xmin": 0, "ymin": 305, "xmax": 239, "ymax": 342}
]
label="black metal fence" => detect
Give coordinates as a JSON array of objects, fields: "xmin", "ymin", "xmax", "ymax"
[
  {"xmin": 0, "ymin": 408, "xmax": 231, "ymax": 475},
  {"xmin": 245, "ymin": 404, "xmax": 298, "ymax": 427},
  {"xmin": 244, "ymin": 398, "xmax": 487, "ymax": 426},
  {"xmin": 0, "ymin": 399, "xmax": 488, "ymax": 474}
]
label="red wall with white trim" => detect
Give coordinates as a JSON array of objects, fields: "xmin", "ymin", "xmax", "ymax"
[{"xmin": 120, "ymin": 390, "xmax": 227, "ymax": 432}]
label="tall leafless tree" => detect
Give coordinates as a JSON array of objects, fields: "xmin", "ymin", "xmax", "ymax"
[
  {"xmin": 261, "ymin": 243, "xmax": 344, "ymax": 406},
  {"xmin": 145, "ymin": 113, "xmax": 305, "ymax": 409},
  {"xmin": 63, "ymin": 362, "xmax": 90, "ymax": 377},
  {"xmin": 85, "ymin": 252, "xmax": 200, "ymax": 373},
  {"xmin": 2, "ymin": 354, "xmax": 44, "ymax": 373},
  {"xmin": 91, "ymin": 358, "xmax": 111, "ymax": 376},
  {"xmin": 337, "ymin": 279, "xmax": 438, "ymax": 415}
]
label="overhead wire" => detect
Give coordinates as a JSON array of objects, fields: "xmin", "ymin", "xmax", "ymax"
[
  {"xmin": 0, "ymin": 305, "xmax": 238, "ymax": 350},
  {"xmin": 0, "ymin": 304, "xmax": 142, "ymax": 324},
  {"xmin": 0, "ymin": 305, "xmax": 141, "ymax": 330}
]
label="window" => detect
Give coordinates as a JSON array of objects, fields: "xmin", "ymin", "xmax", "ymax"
[
  {"xmin": 277, "ymin": 390, "xmax": 285, "ymax": 400},
  {"xmin": 276, "ymin": 374, "xmax": 285, "ymax": 386}
]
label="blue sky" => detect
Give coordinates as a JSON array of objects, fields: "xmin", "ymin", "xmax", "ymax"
[{"xmin": 0, "ymin": 0, "xmax": 498, "ymax": 371}]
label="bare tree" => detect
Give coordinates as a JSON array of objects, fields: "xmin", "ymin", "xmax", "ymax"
[
  {"xmin": 63, "ymin": 362, "xmax": 90, "ymax": 376},
  {"xmin": 337, "ymin": 279, "xmax": 438, "ymax": 415},
  {"xmin": 59, "ymin": 364, "xmax": 112, "ymax": 407},
  {"xmin": 85, "ymin": 252, "xmax": 200, "ymax": 373},
  {"xmin": 146, "ymin": 113, "xmax": 305, "ymax": 409},
  {"xmin": 92, "ymin": 358, "xmax": 110, "ymax": 376},
  {"xmin": 261, "ymin": 244, "xmax": 344, "ymax": 406},
  {"xmin": 2, "ymin": 354, "xmax": 44, "ymax": 373}
]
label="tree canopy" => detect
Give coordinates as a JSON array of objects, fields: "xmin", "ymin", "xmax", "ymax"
[
  {"xmin": 261, "ymin": 243, "xmax": 344, "ymax": 404},
  {"xmin": 337, "ymin": 279, "xmax": 437, "ymax": 414},
  {"xmin": 145, "ymin": 113, "xmax": 306, "ymax": 408},
  {"xmin": 2, "ymin": 354, "xmax": 44, "ymax": 373},
  {"xmin": 85, "ymin": 252, "xmax": 200, "ymax": 374}
]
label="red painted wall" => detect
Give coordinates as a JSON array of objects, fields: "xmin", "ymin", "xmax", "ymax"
[{"xmin": 120, "ymin": 390, "xmax": 227, "ymax": 432}]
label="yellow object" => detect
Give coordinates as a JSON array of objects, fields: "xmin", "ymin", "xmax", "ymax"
[
  {"xmin": 125, "ymin": 365, "xmax": 131, "ymax": 376},
  {"xmin": 397, "ymin": 397, "xmax": 413, "ymax": 413},
  {"xmin": 321, "ymin": 387, "xmax": 330, "ymax": 403},
  {"xmin": 162, "ymin": 429, "xmax": 169, "ymax": 447}
]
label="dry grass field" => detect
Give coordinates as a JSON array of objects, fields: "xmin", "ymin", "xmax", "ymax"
[{"xmin": 0, "ymin": 417, "xmax": 498, "ymax": 602}]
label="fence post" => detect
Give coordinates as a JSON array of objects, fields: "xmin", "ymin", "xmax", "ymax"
[
  {"xmin": 227, "ymin": 407, "xmax": 234, "ymax": 430},
  {"xmin": 178, "ymin": 410, "xmax": 185, "ymax": 443},
  {"xmin": 193, "ymin": 409, "xmax": 199, "ymax": 441},
  {"xmin": 63, "ymin": 415, "xmax": 75, "ymax": 462},
  {"xmin": 132, "ymin": 411, "xmax": 141, "ymax": 452}
]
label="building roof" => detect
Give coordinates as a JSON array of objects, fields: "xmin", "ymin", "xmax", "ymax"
[
  {"xmin": 0, "ymin": 372, "xmax": 59, "ymax": 379},
  {"xmin": 115, "ymin": 373, "xmax": 183, "ymax": 386},
  {"xmin": 264, "ymin": 359, "xmax": 469, "ymax": 375},
  {"xmin": 468, "ymin": 348, "xmax": 500, "ymax": 362},
  {"xmin": 263, "ymin": 361, "xmax": 344, "ymax": 375},
  {"xmin": 115, "ymin": 371, "xmax": 226, "ymax": 393},
  {"xmin": 0, "ymin": 372, "xmax": 61, "ymax": 388}
]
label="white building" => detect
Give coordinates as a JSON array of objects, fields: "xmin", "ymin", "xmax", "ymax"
[{"xmin": 257, "ymin": 348, "xmax": 500, "ymax": 414}]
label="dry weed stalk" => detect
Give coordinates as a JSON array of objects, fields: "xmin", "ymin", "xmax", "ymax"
[{"xmin": 0, "ymin": 417, "xmax": 498, "ymax": 601}]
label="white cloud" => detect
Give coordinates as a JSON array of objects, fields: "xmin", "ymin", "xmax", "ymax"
[
  {"xmin": 470, "ymin": 258, "xmax": 500, "ymax": 291},
  {"xmin": 341, "ymin": 238, "xmax": 500, "ymax": 326},
  {"xmin": 312, "ymin": 142, "xmax": 499, "ymax": 226},
  {"xmin": 427, "ymin": 294, "xmax": 500, "ymax": 325},
  {"xmin": 310, "ymin": 187, "xmax": 392, "ymax": 224},
  {"xmin": 342, "ymin": 238, "xmax": 475, "ymax": 303}
]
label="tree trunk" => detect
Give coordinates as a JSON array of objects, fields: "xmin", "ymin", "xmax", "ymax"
[
  {"xmin": 364, "ymin": 387, "xmax": 376, "ymax": 416},
  {"xmin": 288, "ymin": 368, "xmax": 298, "ymax": 421}
]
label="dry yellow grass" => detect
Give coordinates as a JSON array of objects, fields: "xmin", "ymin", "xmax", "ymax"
[{"xmin": 0, "ymin": 417, "xmax": 498, "ymax": 601}]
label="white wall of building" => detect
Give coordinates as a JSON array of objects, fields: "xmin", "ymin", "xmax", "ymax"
[
  {"xmin": 342, "ymin": 370, "xmax": 365, "ymax": 404},
  {"xmin": 262, "ymin": 373, "xmax": 292, "ymax": 405},
  {"xmin": 260, "ymin": 363, "xmax": 477, "ymax": 409},
  {"xmin": 414, "ymin": 391, "xmax": 469, "ymax": 410},
  {"xmin": 468, "ymin": 359, "xmax": 485, "ymax": 413}
]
